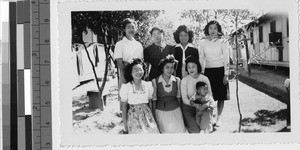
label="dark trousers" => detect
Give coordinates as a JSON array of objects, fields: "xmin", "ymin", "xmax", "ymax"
[{"xmin": 181, "ymin": 104, "xmax": 200, "ymax": 133}]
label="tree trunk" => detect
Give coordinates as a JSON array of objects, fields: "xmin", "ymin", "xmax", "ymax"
[
  {"xmin": 81, "ymin": 41, "xmax": 104, "ymax": 111},
  {"xmin": 235, "ymin": 11, "xmax": 242, "ymax": 133},
  {"xmin": 99, "ymin": 42, "xmax": 110, "ymax": 109}
]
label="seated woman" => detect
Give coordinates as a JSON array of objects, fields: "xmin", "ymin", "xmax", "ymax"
[
  {"xmin": 151, "ymin": 55, "xmax": 187, "ymax": 133},
  {"xmin": 119, "ymin": 58, "xmax": 159, "ymax": 134},
  {"xmin": 180, "ymin": 56, "xmax": 212, "ymax": 133}
]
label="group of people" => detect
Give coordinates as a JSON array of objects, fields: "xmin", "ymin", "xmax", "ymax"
[{"xmin": 114, "ymin": 18, "xmax": 230, "ymax": 134}]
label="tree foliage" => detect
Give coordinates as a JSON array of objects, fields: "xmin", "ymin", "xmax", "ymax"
[
  {"xmin": 72, "ymin": 10, "xmax": 161, "ymax": 46},
  {"xmin": 180, "ymin": 9, "xmax": 259, "ymax": 48}
]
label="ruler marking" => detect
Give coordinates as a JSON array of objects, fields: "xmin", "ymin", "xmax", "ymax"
[{"xmin": 32, "ymin": 1, "xmax": 52, "ymax": 149}]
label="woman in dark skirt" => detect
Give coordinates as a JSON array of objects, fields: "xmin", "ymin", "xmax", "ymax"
[{"xmin": 199, "ymin": 20, "xmax": 230, "ymax": 127}]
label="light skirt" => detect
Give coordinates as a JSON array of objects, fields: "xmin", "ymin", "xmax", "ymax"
[{"xmin": 155, "ymin": 107, "xmax": 187, "ymax": 133}]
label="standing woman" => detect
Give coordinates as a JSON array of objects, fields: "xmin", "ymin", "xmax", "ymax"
[
  {"xmin": 199, "ymin": 20, "xmax": 230, "ymax": 127},
  {"xmin": 144, "ymin": 27, "xmax": 174, "ymax": 81},
  {"xmin": 181, "ymin": 56, "xmax": 212, "ymax": 133},
  {"xmin": 114, "ymin": 18, "xmax": 143, "ymax": 109},
  {"xmin": 173, "ymin": 25, "xmax": 199, "ymax": 79},
  {"xmin": 151, "ymin": 55, "xmax": 187, "ymax": 133},
  {"xmin": 119, "ymin": 58, "xmax": 159, "ymax": 134}
]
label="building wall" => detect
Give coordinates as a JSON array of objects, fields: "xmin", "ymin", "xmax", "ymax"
[{"xmin": 248, "ymin": 14, "xmax": 289, "ymax": 67}]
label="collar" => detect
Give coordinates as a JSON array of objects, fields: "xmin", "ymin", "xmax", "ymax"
[
  {"xmin": 175, "ymin": 43, "xmax": 194, "ymax": 50},
  {"xmin": 152, "ymin": 42, "xmax": 166, "ymax": 48},
  {"xmin": 158, "ymin": 75, "xmax": 176, "ymax": 83},
  {"xmin": 122, "ymin": 36, "xmax": 136, "ymax": 42}
]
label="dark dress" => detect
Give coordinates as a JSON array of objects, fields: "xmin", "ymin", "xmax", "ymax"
[
  {"xmin": 173, "ymin": 46, "xmax": 199, "ymax": 79},
  {"xmin": 144, "ymin": 44, "xmax": 174, "ymax": 81}
]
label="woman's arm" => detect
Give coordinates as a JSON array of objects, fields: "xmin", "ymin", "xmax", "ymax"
[
  {"xmin": 181, "ymin": 77, "xmax": 192, "ymax": 106},
  {"xmin": 203, "ymin": 75, "xmax": 213, "ymax": 96},
  {"xmin": 176, "ymin": 77, "xmax": 182, "ymax": 106},
  {"xmin": 121, "ymin": 101, "xmax": 128, "ymax": 132},
  {"xmin": 148, "ymin": 81, "xmax": 156, "ymax": 117},
  {"xmin": 119, "ymin": 83, "xmax": 129, "ymax": 132},
  {"xmin": 222, "ymin": 40, "xmax": 230, "ymax": 76},
  {"xmin": 199, "ymin": 41, "xmax": 205, "ymax": 74}
]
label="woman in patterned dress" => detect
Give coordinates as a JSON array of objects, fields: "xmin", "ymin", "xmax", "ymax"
[{"xmin": 119, "ymin": 58, "xmax": 159, "ymax": 134}]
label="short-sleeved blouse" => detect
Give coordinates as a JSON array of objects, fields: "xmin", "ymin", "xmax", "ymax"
[
  {"xmin": 119, "ymin": 81, "xmax": 154, "ymax": 105},
  {"xmin": 114, "ymin": 37, "xmax": 143, "ymax": 63}
]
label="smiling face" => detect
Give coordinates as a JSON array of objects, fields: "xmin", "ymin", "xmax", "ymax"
[
  {"xmin": 162, "ymin": 63, "xmax": 175, "ymax": 77},
  {"xmin": 187, "ymin": 62, "xmax": 198, "ymax": 77},
  {"xmin": 151, "ymin": 29, "xmax": 163, "ymax": 44},
  {"xmin": 208, "ymin": 23, "xmax": 218, "ymax": 36},
  {"xmin": 179, "ymin": 31, "xmax": 189, "ymax": 45},
  {"xmin": 131, "ymin": 64, "xmax": 144, "ymax": 80},
  {"xmin": 124, "ymin": 22, "xmax": 136, "ymax": 38},
  {"xmin": 196, "ymin": 85, "xmax": 209, "ymax": 97}
]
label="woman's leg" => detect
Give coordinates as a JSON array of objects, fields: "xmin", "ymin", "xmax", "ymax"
[
  {"xmin": 181, "ymin": 104, "xmax": 200, "ymax": 133},
  {"xmin": 216, "ymin": 100, "xmax": 224, "ymax": 126}
]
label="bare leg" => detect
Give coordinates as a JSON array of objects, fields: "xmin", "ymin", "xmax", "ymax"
[
  {"xmin": 217, "ymin": 100, "xmax": 224, "ymax": 116},
  {"xmin": 215, "ymin": 100, "xmax": 224, "ymax": 126}
]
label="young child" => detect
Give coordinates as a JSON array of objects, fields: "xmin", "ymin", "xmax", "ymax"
[{"xmin": 190, "ymin": 81, "xmax": 215, "ymax": 133}]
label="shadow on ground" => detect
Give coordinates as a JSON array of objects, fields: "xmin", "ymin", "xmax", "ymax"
[
  {"xmin": 227, "ymin": 109, "xmax": 289, "ymax": 133},
  {"xmin": 241, "ymin": 109, "xmax": 287, "ymax": 126}
]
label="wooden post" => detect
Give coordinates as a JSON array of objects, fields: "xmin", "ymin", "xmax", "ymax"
[{"xmin": 87, "ymin": 91, "xmax": 100, "ymax": 109}]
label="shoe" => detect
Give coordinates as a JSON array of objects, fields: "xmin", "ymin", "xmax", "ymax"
[{"xmin": 213, "ymin": 122, "xmax": 221, "ymax": 127}]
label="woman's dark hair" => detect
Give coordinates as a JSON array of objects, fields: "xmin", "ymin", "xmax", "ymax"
[
  {"xmin": 203, "ymin": 20, "xmax": 224, "ymax": 36},
  {"xmin": 150, "ymin": 26, "xmax": 164, "ymax": 35},
  {"xmin": 185, "ymin": 55, "xmax": 202, "ymax": 74},
  {"xmin": 196, "ymin": 81, "xmax": 207, "ymax": 89},
  {"xmin": 122, "ymin": 18, "xmax": 137, "ymax": 36},
  {"xmin": 158, "ymin": 55, "xmax": 178, "ymax": 74},
  {"xmin": 124, "ymin": 58, "xmax": 147, "ymax": 83},
  {"xmin": 173, "ymin": 25, "xmax": 194, "ymax": 44}
]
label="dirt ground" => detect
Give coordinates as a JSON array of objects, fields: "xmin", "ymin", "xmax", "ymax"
[{"xmin": 72, "ymin": 70, "xmax": 288, "ymax": 134}]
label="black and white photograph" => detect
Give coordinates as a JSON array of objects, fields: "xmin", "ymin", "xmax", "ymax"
[
  {"xmin": 71, "ymin": 9, "xmax": 290, "ymax": 134},
  {"xmin": 55, "ymin": 0, "xmax": 300, "ymax": 147}
]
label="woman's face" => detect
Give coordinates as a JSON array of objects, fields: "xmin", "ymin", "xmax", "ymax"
[
  {"xmin": 131, "ymin": 64, "xmax": 144, "ymax": 80},
  {"xmin": 124, "ymin": 22, "xmax": 136, "ymax": 38},
  {"xmin": 208, "ymin": 24, "xmax": 218, "ymax": 36},
  {"xmin": 187, "ymin": 62, "xmax": 198, "ymax": 76},
  {"xmin": 162, "ymin": 63, "xmax": 175, "ymax": 77},
  {"xmin": 152, "ymin": 29, "xmax": 163, "ymax": 44},
  {"xmin": 179, "ymin": 31, "xmax": 189, "ymax": 44}
]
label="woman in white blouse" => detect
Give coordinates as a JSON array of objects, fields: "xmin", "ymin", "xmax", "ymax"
[
  {"xmin": 199, "ymin": 20, "xmax": 230, "ymax": 127},
  {"xmin": 114, "ymin": 18, "xmax": 144, "ymax": 110},
  {"xmin": 181, "ymin": 56, "xmax": 212, "ymax": 133},
  {"xmin": 119, "ymin": 58, "xmax": 159, "ymax": 134}
]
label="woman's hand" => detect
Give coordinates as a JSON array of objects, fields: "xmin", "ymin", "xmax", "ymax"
[{"xmin": 223, "ymin": 75, "xmax": 228, "ymax": 85}]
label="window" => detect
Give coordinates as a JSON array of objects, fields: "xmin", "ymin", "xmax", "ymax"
[
  {"xmin": 270, "ymin": 20, "xmax": 276, "ymax": 33},
  {"xmin": 259, "ymin": 26, "xmax": 263, "ymax": 43}
]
